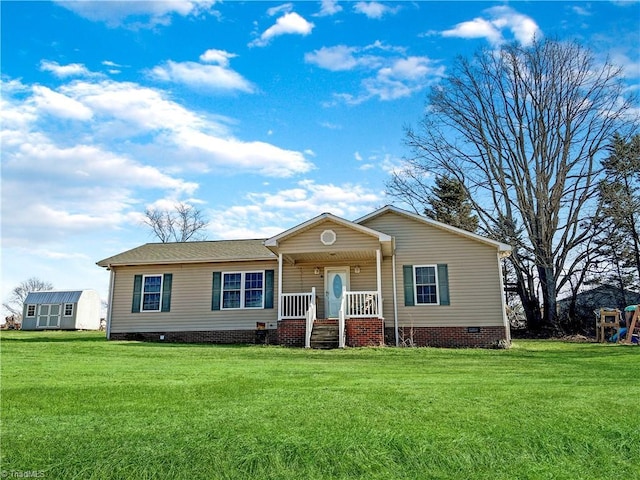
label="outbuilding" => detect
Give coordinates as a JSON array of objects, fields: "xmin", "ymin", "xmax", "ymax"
[{"xmin": 21, "ymin": 290, "xmax": 101, "ymax": 330}]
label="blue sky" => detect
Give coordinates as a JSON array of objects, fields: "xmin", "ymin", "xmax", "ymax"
[{"xmin": 2, "ymin": 1, "xmax": 639, "ymax": 313}]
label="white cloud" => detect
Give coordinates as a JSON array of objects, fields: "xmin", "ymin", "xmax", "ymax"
[
  {"xmin": 353, "ymin": 2, "xmax": 397, "ymax": 19},
  {"xmin": 267, "ymin": 3, "xmax": 293, "ymax": 17},
  {"xmin": 442, "ymin": 6, "xmax": 541, "ymax": 46},
  {"xmin": 488, "ymin": 6, "xmax": 541, "ymax": 46},
  {"xmin": 442, "ymin": 17, "xmax": 502, "ymax": 44},
  {"xmin": 40, "ymin": 60, "xmax": 96, "ymax": 78},
  {"xmin": 305, "ymin": 45, "xmax": 361, "ymax": 71},
  {"xmin": 306, "ymin": 42, "xmax": 443, "ymax": 104},
  {"xmin": 173, "ymin": 130, "xmax": 313, "ymax": 177},
  {"xmin": 312, "ymin": 42, "xmax": 444, "ymax": 105},
  {"xmin": 32, "ymin": 85, "xmax": 93, "ymax": 120},
  {"xmin": 315, "ymin": 0, "xmax": 342, "ymax": 17},
  {"xmin": 0, "ymin": 74, "xmax": 316, "ymax": 250},
  {"xmin": 250, "ymin": 12, "xmax": 314, "ymax": 47},
  {"xmin": 55, "ymin": 0, "xmax": 217, "ymax": 28},
  {"xmin": 207, "ymin": 180, "xmax": 384, "ymax": 239},
  {"xmin": 150, "ymin": 60, "xmax": 254, "ymax": 93},
  {"xmin": 199, "ymin": 49, "xmax": 237, "ymax": 66},
  {"xmin": 571, "ymin": 5, "xmax": 592, "ymax": 16}
]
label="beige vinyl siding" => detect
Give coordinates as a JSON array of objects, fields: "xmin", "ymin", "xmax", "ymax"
[
  {"xmin": 278, "ymin": 220, "xmax": 380, "ymax": 254},
  {"xmin": 361, "ymin": 211, "xmax": 505, "ymax": 328},
  {"xmin": 110, "ymin": 261, "xmax": 278, "ymax": 333}
]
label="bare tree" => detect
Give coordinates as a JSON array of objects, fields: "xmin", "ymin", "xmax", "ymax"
[
  {"xmin": 3, "ymin": 277, "xmax": 54, "ymax": 318},
  {"xmin": 143, "ymin": 202, "xmax": 209, "ymax": 243},
  {"xmin": 388, "ymin": 39, "xmax": 636, "ymax": 333}
]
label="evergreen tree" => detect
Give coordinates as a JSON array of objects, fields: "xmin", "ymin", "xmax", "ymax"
[
  {"xmin": 425, "ymin": 176, "xmax": 478, "ymax": 232},
  {"xmin": 595, "ymin": 134, "xmax": 640, "ymax": 292}
]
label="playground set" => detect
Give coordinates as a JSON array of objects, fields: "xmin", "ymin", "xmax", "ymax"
[{"xmin": 595, "ymin": 304, "xmax": 639, "ymax": 344}]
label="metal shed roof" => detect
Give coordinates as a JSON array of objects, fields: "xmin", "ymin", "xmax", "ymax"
[{"xmin": 24, "ymin": 291, "xmax": 84, "ymax": 304}]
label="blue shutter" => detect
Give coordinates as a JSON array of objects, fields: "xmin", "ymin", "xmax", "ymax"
[
  {"xmin": 132, "ymin": 275, "xmax": 142, "ymax": 313},
  {"xmin": 161, "ymin": 274, "xmax": 172, "ymax": 312},
  {"xmin": 403, "ymin": 265, "xmax": 415, "ymax": 307},
  {"xmin": 264, "ymin": 270, "xmax": 274, "ymax": 309},
  {"xmin": 212, "ymin": 272, "xmax": 221, "ymax": 311},
  {"xmin": 437, "ymin": 264, "xmax": 450, "ymax": 306}
]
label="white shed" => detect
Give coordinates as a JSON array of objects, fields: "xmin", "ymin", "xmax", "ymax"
[{"xmin": 21, "ymin": 290, "xmax": 101, "ymax": 330}]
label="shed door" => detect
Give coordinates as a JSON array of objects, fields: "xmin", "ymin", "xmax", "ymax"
[{"xmin": 37, "ymin": 304, "xmax": 61, "ymax": 328}]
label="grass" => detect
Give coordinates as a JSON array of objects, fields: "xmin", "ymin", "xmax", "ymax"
[{"xmin": 1, "ymin": 331, "xmax": 639, "ymax": 480}]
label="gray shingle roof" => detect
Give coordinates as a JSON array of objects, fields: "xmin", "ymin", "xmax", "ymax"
[
  {"xmin": 25, "ymin": 291, "xmax": 83, "ymax": 304},
  {"xmin": 97, "ymin": 239, "xmax": 276, "ymax": 267}
]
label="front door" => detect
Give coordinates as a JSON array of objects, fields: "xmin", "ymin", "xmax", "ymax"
[
  {"xmin": 37, "ymin": 304, "xmax": 61, "ymax": 328},
  {"xmin": 325, "ymin": 268, "xmax": 350, "ymax": 318}
]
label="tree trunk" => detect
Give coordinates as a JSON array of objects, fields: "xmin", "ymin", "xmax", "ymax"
[{"xmin": 539, "ymin": 265, "xmax": 559, "ymax": 334}]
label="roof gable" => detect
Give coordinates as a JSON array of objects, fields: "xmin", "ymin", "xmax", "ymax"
[
  {"xmin": 264, "ymin": 212, "xmax": 391, "ymax": 248},
  {"xmin": 357, "ymin": 205, "xmax": 511, "ymax": 254}
]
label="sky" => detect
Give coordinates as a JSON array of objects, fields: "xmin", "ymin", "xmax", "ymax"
[{"xmin": 2, "ymin": 0, "xmax": 639, "ymax": 315}]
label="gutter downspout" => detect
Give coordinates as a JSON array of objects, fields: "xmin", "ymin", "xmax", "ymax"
[
  {"xmin": 497, "ymin": 252, "xmax": 511, "ymax": 345},
  {"xmin": 106, "ymin": 268, "xmax": 115, "ymax": 340},
  {"xmin": 392, "ymin": 244, "xmax": 399, "ymax": 347},
  {"xmin": 277, "ymin": 253, "xmax": 283, "ymax": 321}
]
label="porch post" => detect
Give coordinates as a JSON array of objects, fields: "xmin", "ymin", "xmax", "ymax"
[
  {"xmin": 277, "ymin": 253, "xmax": 283, "ymax": 321},
  {"xmin": 376, "ymin": 249, "xmax": 382, "ymax": 319}
]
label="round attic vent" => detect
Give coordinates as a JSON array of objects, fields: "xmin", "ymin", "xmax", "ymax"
[{"xmin": 320, "ymin": 229, "xmax": 337, "ymax": 246}]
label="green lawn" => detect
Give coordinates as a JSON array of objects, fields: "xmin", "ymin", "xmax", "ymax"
[{"xmin": 1, "ymin": 331, "xmax": 639, "ymax": 480}]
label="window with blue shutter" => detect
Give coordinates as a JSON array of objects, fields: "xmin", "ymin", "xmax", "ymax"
[
  {"xmin": 403, "ymin": 264, "xmax": 450, "ymax": 306},
  {"xmin": 132, "ymin": 274, "xmax": 172, "ymax": 312},
  {"xmin": 213, "ymin": 270, "xmax": 273, "ymax": 310}
]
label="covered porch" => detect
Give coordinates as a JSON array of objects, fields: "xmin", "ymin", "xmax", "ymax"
[{"xmin": 263, "ymin": 213, "xmax": 394, "ymax": 348}]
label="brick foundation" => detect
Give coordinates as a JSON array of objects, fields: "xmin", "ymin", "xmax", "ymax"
[
  {"xmin": 346, "ymin": 318, "xmax": 385, "ymax": 347},
  {"xmin": 109, "ymin": 323, "xmax": 508, "ymax": 348},
  {"xmin": 277, "ymin": 319, "xmax": 306, "ymax": 347},
  {"xmin": 109, "ymin": 329, "xmax": 277, "ymax": 345},
  {"xmin": 386, "ymin": 326, "xmax": 508, "ymax": 348}
]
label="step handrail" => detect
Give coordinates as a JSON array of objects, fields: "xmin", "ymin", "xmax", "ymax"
[
  {"xmin": 338, "ymin": 286, "xmax": 346, "ymax": 348},
  {"xmin": 304, "ymin": 287, "xmax": 316, "ymax": 348}
]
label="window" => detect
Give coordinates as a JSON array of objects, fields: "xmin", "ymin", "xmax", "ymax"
[
  {"xmin": 131, "ymin": 274, "xmax": 173, "ymax": 313},
  {"xmin": 414, "ymin": 266, "xmax": 438, "ymax": 304},
  {"xmin": 212, "ymin": 270, "xmax": 274, "ymax": 311},
  {"xmin": 142, "ymin": 275, "xmax": 163, "ymax": 311},
  {"xmin": 222, "ymin": 272, "xmax": 264, "ymax": 309},
  {"xmin": 403, "ymin": 264, "xmax": 450, "ymax": 306},
  {"xmin": 64, "ymin": 303, "xmax": 74, "ymax": 316},
  {"xmin": 26, "ymin": 305, "xmax": 36, "ymax": 317}
]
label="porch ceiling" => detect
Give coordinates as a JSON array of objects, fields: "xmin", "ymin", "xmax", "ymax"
[{"xmin": 282, "ymin": 249, "xmax": 377, "ymax": 265}]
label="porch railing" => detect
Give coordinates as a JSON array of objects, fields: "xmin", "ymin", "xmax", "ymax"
[
  {"xmin": 280, "ymin": 290, "xmax": 314, "ymax": 319},
  {"xmin": 345, "ymin": 291, "xmax": 380, "ymax": 318}
]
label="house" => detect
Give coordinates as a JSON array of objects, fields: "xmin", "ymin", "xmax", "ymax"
[
  {"xmin": 97, "ymin": 205, "xmax": 512, "ymax": 348},
  {"xmin": 21, "ymin": 290, "xmax": 102, "ymax": 330},
  {"xmin": 557, "ymin": 285, "xmax": 640, "ymax": 334}
]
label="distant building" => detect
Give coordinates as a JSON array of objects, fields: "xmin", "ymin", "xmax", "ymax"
[
  {"xmin": 21, "ymin": 290, "xmax": 101, "ymax": 330},
  {"xmin": 557, "ymin": 285, "xmax": 640, "ymax": 333},
  {"xmin": 559, "ymin": 285, "xmax": 640, "ymax": 312}
]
